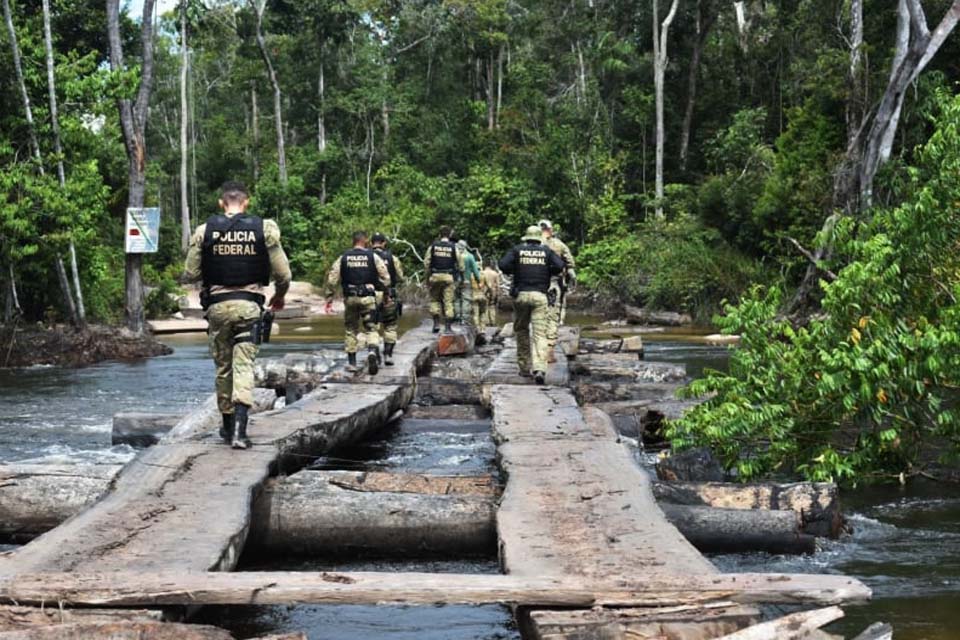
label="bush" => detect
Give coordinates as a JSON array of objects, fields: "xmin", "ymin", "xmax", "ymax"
[{"xmin": 668, "ymin": 91, "xmax": 960, "ymax": 483}]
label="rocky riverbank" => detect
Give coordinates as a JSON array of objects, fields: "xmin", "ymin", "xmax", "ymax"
[{"xmin": 0, "ymin": 324, "xmax": 172, "ymax": 368}]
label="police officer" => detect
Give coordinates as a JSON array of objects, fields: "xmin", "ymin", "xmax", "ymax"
[
  {"xmin": 324, "ymin": 231, "xmax": 391, "ymax": 374},
  {"xmin": 423, "ymin": 226, "xmax": 463, "ymax": 333},
  {"xmin": 479, "ymin": 263, "xmax": 501, "ymax": 330},
  {"xmin": 458, "ymin": 239, "xmax": 482, "ymax": 330},
  {"xmin": 498, "ymin": 225, "xmax": 564, "ymax": 385},
  {"xmin": 371, "ymin": 232, "xmax": 404, "ymax": 366},
  {"xmin": 183, "ymin": 181, "xmax": 291, "ymax": 450},
  {"xmin": 539, "ymin": 219, "xmax": 576, "ymax": 363}
]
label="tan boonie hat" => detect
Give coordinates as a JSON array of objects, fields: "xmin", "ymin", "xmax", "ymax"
[{"xmin": 522, "ymin": 225, "xmax": 542, "ymax": 241}]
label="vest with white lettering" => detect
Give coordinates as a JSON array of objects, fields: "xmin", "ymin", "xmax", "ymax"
[
  {"xmin": 340, "ymin": 248, "xmax": 379, "ymax": 295},
  {"xmin": 201, "ymin": 214, "xmax": 270, "ymax": 287},
  {"xmin": 373, "ymin": 247, "xmax": 398, "ymax": 286},
  {"xmin": 429, "ymin": 240, "xmax": 457, "ymax": 274},
  {"xmin": 512, "ymin": 243, "xmax": 551, "ymax": 293}
]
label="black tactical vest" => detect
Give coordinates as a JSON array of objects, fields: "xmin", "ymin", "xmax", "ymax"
[
  {"xmin": 373, "ymin": 247, "xmax": 398, "ymax": 286},
  {"xmin": 429, "ymin": 240, "xmax": 457, "ymax": 273},
  {"xmin": 201, "ymin": 214, "xmax": 270, "ymax": 287},
  {"xmin": 340, "ymin": 248, "xmax": 379, "ymax": 294},
  {"xmin": 512, "ymin": 243, "xmax": 552, "ymax": 293}
]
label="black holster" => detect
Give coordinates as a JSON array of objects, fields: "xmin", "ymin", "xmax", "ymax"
[
  {"xmin": 200, "ymin": 287, "xmax": 212, "ymax": 311},
  {"xmin": 546, "ymin": 289, "xmax": 558, "ymax": 307}
]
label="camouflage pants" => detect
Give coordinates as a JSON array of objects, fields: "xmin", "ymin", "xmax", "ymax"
[
  {"xmin": 514, "ymin": 291, "xmax": 549, "ymax": 374},
  {"xmin": 475, "ymin": 292, "xmax": 488, "ymax": 333},
  {"xmin": 375, "ymin": 290, "xmax": 399, "ymax": 345},
  {"xmin": 545, "ymin": 280, "xmax": 564, "ymax": 349},
  {"xmin": 483, "ymin": 289, "xmax": 498, "ymax": 327},
  {"xmin": 345, "ymin": 295, "xmax": 379, "ymax": 353},
  {"xmin": 461, "ymin": 283, "xmax": 481, "ymax": 329},
  {"xmin": 207, "ymin": 300, "xmax": 261, "ymax": 414},
  {"xmin": 428, "ymin": 274, "xmax": 456, "ymax": 319}
]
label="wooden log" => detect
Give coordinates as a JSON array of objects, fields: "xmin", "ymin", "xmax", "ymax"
[
  {"xmin": 653, "ymin": 481, "xmax": 845, "ymax": 538},
  {"xmin": 852, "ymin": 622, "xmax": 893, "ymax": 640},
  {"xmin": 0, "ymin": 465, "xmax": 121, "ymax": 541},
  {"xmin": 623, "ymin": 305, "xmax": 692, "ymax": 326},
  {"xmin": 572, "ymin": 380, "xmax": 683, "ymax": 404},
  {"xmin": 704, "ymin": 333, "xmax": 741, "ymax": 346},
  {"xmin": 404, "ymin": 404, "xmax": 489, "ymax": 420},
  {"xmin": 0, "ymin": 571, "xmax": 872, "ymax": 607},
  {"xmin": 0, "ymin": 621, "xmax": 233, "ymax": 640},
  {"xmin": 249, "ymin": 471, "xmax": 498, "ymax": 555},
  {"xmin": 437, "ymin": 326, "xmax": 476, "ymax": 356},
  {"xmin": 569, "ymin": 355, "xmax": 686, "ymax": 383},
  {"xmin": 415, "ymin": 376, "xmax": 484, "ymax": 405},
  {"xmin": 714, "ymin": 606, "xmax": 844, "ymax": 639},
  {"xmin": 0, "ymin": 622, "xmax": 229, "ymax": 640},
  {"xmin": 111, "ymin": 413, "xmax": 182, "ymax": 447},
  {"xmin": 0, "ymin": 606, "xmax": 162, "ymax": 632},
  {"xmin": 521, "ymin": 602, "xmax": 757, "ymax": 640},
  {"xmin": 661, "ymin": 504, "xmax": 817, "ymax": 555}
]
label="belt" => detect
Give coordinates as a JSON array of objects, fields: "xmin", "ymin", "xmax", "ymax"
[{"xmin": 208, "ymin": 291, "xmax": 265, "ymax": 307}]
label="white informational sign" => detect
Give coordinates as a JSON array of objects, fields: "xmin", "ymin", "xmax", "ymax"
[{"xmin": 125, "ymin": 207, "xmax": 161, "ymax": 253}]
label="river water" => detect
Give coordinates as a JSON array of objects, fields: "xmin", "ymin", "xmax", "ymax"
[{"xmin": 1, "ymin": 316, "xmax": 958, "ymax": 638}]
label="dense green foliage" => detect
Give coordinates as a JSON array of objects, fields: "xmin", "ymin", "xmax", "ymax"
[
  {"xmin": 669, "ymin": 92, "xmax": 960, "ymax": 483},
  {"xmin": 3, "ymin": 0, "xmax": 960, "ymax": 478}
]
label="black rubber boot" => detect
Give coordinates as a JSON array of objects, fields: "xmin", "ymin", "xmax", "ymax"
[
  {"xmin": 432, "ymin": 315, "xmax": 441, "ymax": 333},
  {"xmin": 220, "ymin": 413, "xmax": 233, "ymax": 444},
  {"xmin": 383, "ymin": 343, "xmax": 395, "ymax": 366},
  {"xmin": 219, "ymin": 413, "xmax": 235, "ymax": 444},
  {"xmin": 367, "ymin": 348, "xmax": 380, "ymax": 375},
  {"xmin": 347, "ymin": 352, "xmax": 357, "ymax": 366},
  {"xmin": 533, "ymin": 371, "xmax": 546, "ymax": 385},
  {"xmin": 444, "ymin": 318, "xmax": 453, "ymax": 333},
  {"xmin": 231, "ymin": 404, "xmax": 251, "ymax": 450}
]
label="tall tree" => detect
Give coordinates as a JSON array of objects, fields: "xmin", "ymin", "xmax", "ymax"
[
  {"xmin": 179, "ymin": 0, "xmax": 190, "ymax": 253},
  {"xmin": 42, "ymin": 0, "xmax": 86, "ymax": 327},
  {"xmin": 107, "ymin": 0, "xmax": 158, "ymax": 334},
  {"xmin": 2, "ymin": 0, "xmax": 42, "ymax": 165},
  {"xmin": 250, "ymin": 0, "xmax": 287, "ymax": 186},
  {"xmin": 652, "ymin": 0, "xmax": 680, "ymax": 218},
  {"xmin": 679, "ymin": 0, "xmax": 716, "ymax": 171}
]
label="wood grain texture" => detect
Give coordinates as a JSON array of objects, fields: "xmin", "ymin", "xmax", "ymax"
[
  {"xmin": 0, "ymin": 325, "xmax": 437, "ymax": 576},
  {"xmin": 0, "ymin": 571, "xmax": 871, "ymax": 608}
]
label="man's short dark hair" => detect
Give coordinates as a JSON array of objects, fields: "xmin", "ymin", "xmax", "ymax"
[
  {"xmin": 371, "ymin": 232, "xmax": 387, "ymax": 244},
  {"xmin": 449, "ymin": 230, "xmax": 459, "ymax": 243},
  {"xmin": 352, "ymin": 230, "xmax": 368, "ymax": 245},
  {"xmin": 439, "ymin": 225, "xmax": 452, "ymax": 238},
  {"xmin": 220, "ymin": 181, "xmax": 249, "ymax": 203}
]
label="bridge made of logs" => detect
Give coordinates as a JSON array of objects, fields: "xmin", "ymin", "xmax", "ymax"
[{"xmin": 0, "ymin": 322, "xmax": 876, "ymax": 640}]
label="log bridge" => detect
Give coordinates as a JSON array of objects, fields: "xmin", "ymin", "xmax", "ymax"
[{"xmin": 0, "ymin": 322, "xmax": 873, "ymax": 640}]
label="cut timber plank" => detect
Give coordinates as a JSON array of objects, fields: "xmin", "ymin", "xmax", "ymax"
[
  {"xmin": 491, "ymin": 389, "xmax": 751, "ymax": 637},
  {"xmin": 482, "ymin": 338, "xmax": 568, "ymax": 385},
  {"xmin": 0, "ymin": 621, "xmax": 233, "ymax": 640},
  {"xmin": 491, "ymin": 388, "xmax": 715, "ymax": 578},
  {"xmin": 0, "ymin": 606, "xmax": 162, "ymax": 632},
  {"xmin": 557, "ymin": 326, "xmax": 580, "ymax": 357},
  {"xmin": 714, "ymin": 606, "xmax": 844, "ymax": 639},
  {"xmin": 0, "ymin": 571, "xmax": 871, "ymax": 608},
  {"xmin": 0, "ymin": 326, "xmax": 437, "ymax": 575}
]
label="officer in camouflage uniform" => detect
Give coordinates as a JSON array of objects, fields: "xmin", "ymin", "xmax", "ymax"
[
  {"xmin": 324, "ymin": 231, "xmax": 391, "ymax": 375},
  {"xmin": 423, "ymin": 226, "xmax": 463, "ymax": 333},
  {"xmin": 184, "ymin": 181, "xmax": 291, "ymax": 450},
  {"xmin": 371, "ymin": 232, "xmax": 404, "ymax": 366},
  {"xmin": 539, "ymin": 219, "xmax": 576, "ymax": 363},
  {"xmin": 479, "ymin": 264, "xmax": 500, "ymax": 329},
  {"xmin": 498, "ymin": 225, "xmax": 564, "ymax": 385},
  {"xmin": 458, "ymin": 239, "xmax": 482, "ymax": 329}
]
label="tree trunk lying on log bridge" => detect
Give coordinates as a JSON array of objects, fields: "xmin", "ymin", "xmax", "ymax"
[
  {"xmin": 654, "ymin": 480, "xmax": 845, "ymax": 538},
  {"xmin": 0, "ymin": 605, "xmax": 162, "ymax": 632},
  {"xmin": 249, "ymin": 471, "xmax": 499, "ymax": 555},
  {"xmin": 0, "ymin": 466, "xmax": 832, "ymax": 555},
  {"xmin": 0, "ymin": 571, "xmax": 871, "ymax": 608}
]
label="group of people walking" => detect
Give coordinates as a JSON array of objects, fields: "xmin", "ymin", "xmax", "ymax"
[{"xmin": 183, "ymin": 181, "xmax": 575, "ymax": 450}]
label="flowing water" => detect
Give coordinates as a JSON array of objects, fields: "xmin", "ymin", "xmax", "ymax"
[{"xmin": 1, "ymin": 315, "xmax": 958, "ymax": 637}]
